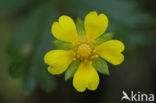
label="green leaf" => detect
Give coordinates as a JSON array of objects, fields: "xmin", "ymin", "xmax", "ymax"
[
  {"xmin": 23, "ymin": 76, "xmax": 36, "ymax": 94},
  {"xmin": 9, "ymin": 62, "xmax": 26, "ymax": 78},
  {"xmin": 23, "ymin": 64, "xmax": 36, "ymax": 94},
  {"xmin": 52, "ymin": 40, "xmax": 73, "ymax": 50},
  {"xmin": 92, "ymin": 57, "xmax": 110, "ymax": 75},
  {"xmin": 76, "ymin": 18, "xmax": 85, "ymax": 35},
  {"xmin": 32, "ymin": 3, "xmax": 58, "ymax": 92},
  {"xmin": 65, "ymin": 60, "xmax": 80, "ymax": 80},
  {"xmin": 37, "ymin": 67, "xmax": 56, "ymax": 92},
  {"xmin": 95, "ymin": 32, "xmax": 114, "ymax": 45},
  {"xmin": 7, "ymin": 1, "xmax": 58, "ymax": 93}
]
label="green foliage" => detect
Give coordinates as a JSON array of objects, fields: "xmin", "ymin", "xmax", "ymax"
[
  {"xmin": 9, "ymin": 61, "xmax": 26, "ymax": 78},
  {"xmin": 0, "ymin": 0, "xmax": 35, "ymax": 14},
  {"xmin": 95, "ymin": 32, "xmax": 114, "ymax": 45},
  {"xmin": 92, "ymin": 57, "xmax": 110, "ymax": 75},
  {"xmin": 65, "ymin": 60, "xmax": 80, "ymax": 80},
  {"xmin": 7, "ymin": 1, "xmax": 58, "ymax": 93},
  {"xmin": 23, "ymin": 65, "xmax": 36, "ymax": 94},
  {"xmin": 37, "ymin": 67, "xmax": 56, "ymax": 92},
  {"xmin": 52, "ymin": 40, "xmax": 73, "ymax": 50}
]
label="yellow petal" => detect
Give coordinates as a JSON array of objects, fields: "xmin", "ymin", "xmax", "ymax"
[
  {"xmin": 73, "ymin": 62, "xmax": 99, "ymax": 92},
  {"xmin": 52, "ymin": 15, "xmax": 78, "ymax": 43},
  {"xmin": 84, "ymin": 11, "xmax": 108, "ymax": 41},
  {"xmin": 44, "ymin": 50, "xmax": 74, "ymax": 75},
  {"xmin": 95, "ymin": 40, "xmax": 125, "ymax": 65}
]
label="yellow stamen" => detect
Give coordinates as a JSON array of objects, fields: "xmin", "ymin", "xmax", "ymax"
[
  {"xmin": 89, "ymin": 61, "xmax": 92, "ymax": 64},
  {"xmin": 77, "ymin": 44, "xmax": 91, "ymax": 59},
  {"xmin": 95, "ymin": 55, "xmax": 99, "ymax": 58},
  {"xmin": 84, "ymin": 59, "xmax": 88, "ymax": 63},
  {"xmin": 73, "ymin": 58, "xmax": 76, "ymax": 61},
  {"xmin": 93, "ymin": 49, "xmax": 96, "ymax": 53}
]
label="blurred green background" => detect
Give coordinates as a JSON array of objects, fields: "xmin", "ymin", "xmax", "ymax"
[{"xmin": 0, "ymin": 0, "xmax": 156, "ymax": 103}]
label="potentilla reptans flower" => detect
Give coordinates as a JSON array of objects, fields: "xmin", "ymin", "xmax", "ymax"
[{"xmin": 44, "ymin": 11, "xmax": 125, "ymax": 92}]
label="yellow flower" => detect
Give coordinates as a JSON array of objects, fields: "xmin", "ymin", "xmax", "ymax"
[{"xmin": 44, "ymin": 11, "xmax": 125, "ymax": 92}]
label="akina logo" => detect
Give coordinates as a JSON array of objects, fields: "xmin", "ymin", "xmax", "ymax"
[{"xmin": 121, "ymin": 91, "xmax": 155, "ymax": 102}]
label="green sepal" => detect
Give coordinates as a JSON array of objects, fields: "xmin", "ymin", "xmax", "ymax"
[
  {"xmin": 65, "ymin": 60, "xmax": 80, "ymax": 80},
  {"xmin": 95, "ymin": 32, "xmax": 114, "ymax": 45},
  {"xmin": 52, "ymin": 40, "xmax": 73, "ymax": 50},
  {"xmin": 76, "ymin": 18, "xmax": 85, "ymax": 35},
  {"xmin": 92, "ymin": 57, "xmax": 110, "ymax": 75}
]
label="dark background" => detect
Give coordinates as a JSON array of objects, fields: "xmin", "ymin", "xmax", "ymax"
[{"xmin": 0, "ymin": 0, "xmax": 156, "ymax": 103}]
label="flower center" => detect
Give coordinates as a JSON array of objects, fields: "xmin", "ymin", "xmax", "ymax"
[
  {"xmin": 73, "ymin": 39, "xmax": 98, "ymax": 62},
  {"xmin": 76, "ymin": 44, "xmax": 92, "ymax": 61}
]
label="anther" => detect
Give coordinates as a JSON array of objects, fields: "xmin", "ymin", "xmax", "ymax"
[
  {"xmin": 95, "ymin": 55, "xmax": 99, "ymax": 58},
  {"xmin": 93, "ymin": 50, "xmax": 96, "ymax": 53},
  {"xmin": 91, "ymin": 55, "xmax": 96, "ymax": 59},
  {"xmin": 73, "ymin": 58, "xmax": 76, "ymax": 61},
  {"xmin": 72, "ymin": 52, "xmax": 76, "ymax": 56},
  {"xmin": 84, "ymin": 59, "xmax": 88, "ymax": 62},
  {"xmin": 89, "ymin": 61, "xmax": 92, "ymax": 64}
]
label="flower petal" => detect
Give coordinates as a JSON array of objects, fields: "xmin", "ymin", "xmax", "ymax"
[
  {"xmin": 95, "ymin": 40, "xmax": 125, "ymax": 65},
  {"xmin": 73, "ymin": 62, "xmax": 99, "ymax": 92},
  {"xmin": 52, "ymin": 15, "xmax": 78, "ymax": 43},
  {"xmin": 84, "ymin": 11, "xmax": 108, "ymax": 41},
  {"xmin": 44, "ymin": 50, "xmax": 74, "ymax": 75}
]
